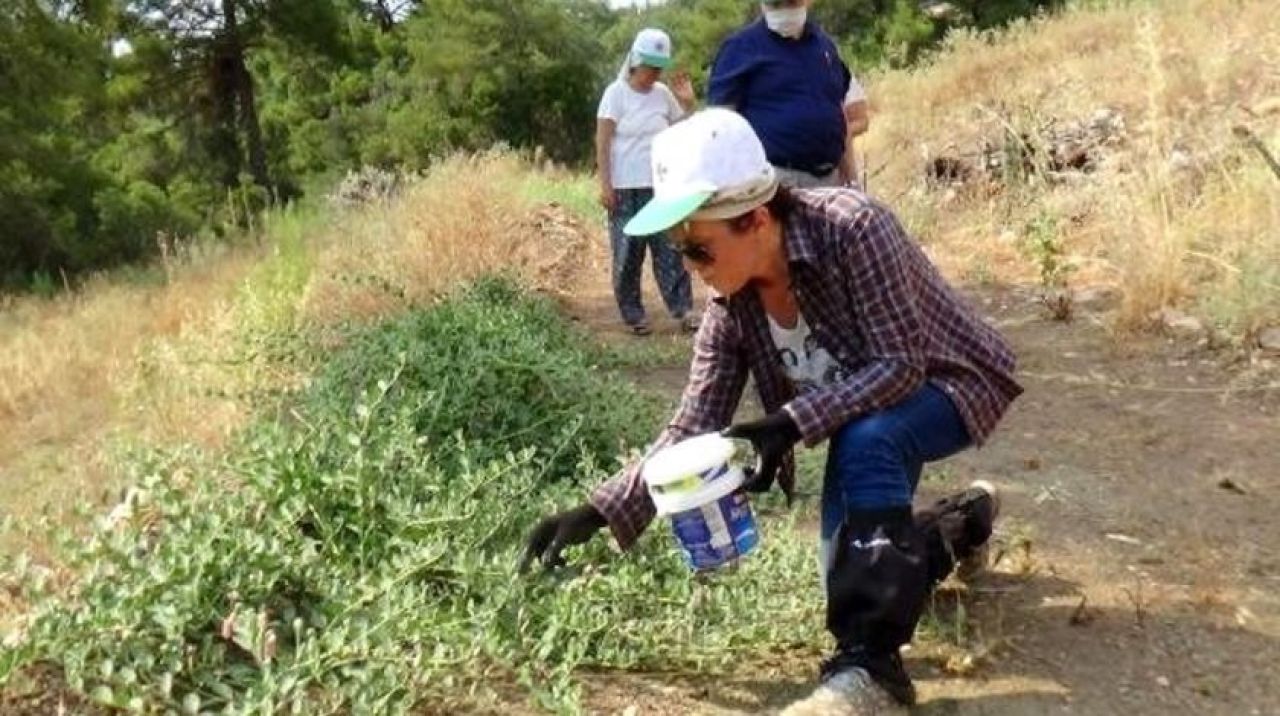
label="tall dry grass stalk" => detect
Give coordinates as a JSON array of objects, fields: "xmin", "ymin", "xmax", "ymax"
[
  {"xmin": 862, "ymin": 0, "xmax": 1280, "ymax": 332},
  {"xmin": 0, "ymin": 151, "xmax": 575, "ymax": 531}
]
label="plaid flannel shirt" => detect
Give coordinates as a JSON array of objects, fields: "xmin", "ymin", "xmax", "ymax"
[{"xmin": 589, "ymin": 188, "xmax": 1022, "ymax": 550}]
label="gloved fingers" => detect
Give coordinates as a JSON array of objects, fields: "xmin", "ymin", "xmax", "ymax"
[
  {"xmin": 743, "ymin": 453, "xmax": 782, "ymax": 494},
  {"xmin": 740, "ymin": 466, "xmax": 770, "ymax": 493},
  {"xmin": 518, "ymin": 517, "xmax": 557, "ymax": 574},
  {"xmin": 720, "ymin": 423, "xmax": 755, "ymax": 441},
  {"xmin": 758, "ymin": 451, "xmax": 782, "ymax": 486},
  {"xmin": 543, "ymin": 532, "xmax": 571, "ymax": 570}
]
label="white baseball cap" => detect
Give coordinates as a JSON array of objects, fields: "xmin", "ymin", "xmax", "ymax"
[
  {"xmin": 624, "ymin": 108, "xmax": 778, "ymax": 236},
  {"xmin": 631, "ymin": 28, "xmax": 673, "ymax": 69}
]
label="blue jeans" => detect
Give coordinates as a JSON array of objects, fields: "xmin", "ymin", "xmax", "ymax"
[
  {"xmin": 608, "ymin": 188, "xmax": 692, "ymax": 326},
  {"xmin": 818, "ymin": 383, "xmax": 972, "ymax": 576}
]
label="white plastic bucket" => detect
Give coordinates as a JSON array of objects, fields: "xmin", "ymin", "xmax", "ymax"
[{"xmin": 641, "ymin": 434, "xmax": 759, "ymax": 571}]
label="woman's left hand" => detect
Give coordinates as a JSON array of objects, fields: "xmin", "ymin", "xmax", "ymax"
[
  {"xmin": 722, "ymin": 412, "xmax": 801, "ymax": 497},
  {"xmin": 669, "ymin": 71, "xmax": 696, "ymax": 110}
]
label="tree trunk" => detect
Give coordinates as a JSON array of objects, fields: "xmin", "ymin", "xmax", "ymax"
[
  {"xmin": 222, "ymin": 0, "xmax": 271, "ymax": 197},
  {"xmin": 210, "ymin": 46, "xmax": 242, "ymax": 189}
]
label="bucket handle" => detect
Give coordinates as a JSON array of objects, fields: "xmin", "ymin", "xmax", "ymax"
[
  {"xmin": 725, "ymin": 436, "xmax": 761, "ymax": 476},
  {"xmin": 724, "ymin": 436, "xmax": 792, "ymax": 502}
]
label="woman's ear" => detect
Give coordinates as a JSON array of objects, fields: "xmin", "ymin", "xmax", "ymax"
[{"xmin": 752, "ymin": 205, "xmax": 772, "ymax": 233}]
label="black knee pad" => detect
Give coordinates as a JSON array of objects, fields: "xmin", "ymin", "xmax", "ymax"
[
  {"xmin": 826, "ymin": 507, "xmax": 931, "ymax": 654},
  {"xmin": 916, "ymin": 488, "xmax": 995, "ymax": 563}
]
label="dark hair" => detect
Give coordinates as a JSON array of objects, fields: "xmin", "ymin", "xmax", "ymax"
[{"xmin": 726, "ymin": 185, "xmax": 795, "ymax": 234}]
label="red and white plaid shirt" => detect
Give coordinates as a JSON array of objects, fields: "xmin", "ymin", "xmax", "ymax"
[{"xmin": 590, "ymin": 188, "xmax": 1022, "ymax": 549}]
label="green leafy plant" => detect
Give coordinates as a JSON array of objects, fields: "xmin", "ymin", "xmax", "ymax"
[
  {"xmin": 1021, "ymin": 211, "xmax": 1075, "ymax": 320},
  {"xmin": 2, "ymin": 279, "xmax": 821, "ymax": 713}
]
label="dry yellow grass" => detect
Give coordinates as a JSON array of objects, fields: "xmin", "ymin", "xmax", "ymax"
[
  {"xmin": 302, "ymin": 152, "xmax": 587, "ymax": 326},
  {"xmin": 861, "ymin": 0, "xmax": 1280, "ymax": 334},
  {"xmin": 0, "ymin": 247, "xmax": 262, "ymax": 525},
  {"xmin": 0, "ymin": 152, "xmax": 575, "ymax": 536}
]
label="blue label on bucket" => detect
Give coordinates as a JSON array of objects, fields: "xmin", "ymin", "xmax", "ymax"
[{"xmin": 669, "ymin": 490, "xmax": 759, "ymax": 571}]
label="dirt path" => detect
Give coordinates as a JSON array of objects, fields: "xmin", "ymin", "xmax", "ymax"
[{"xmin": 554, "ymin": 229, "xmax": 1280, "ymax": 715}]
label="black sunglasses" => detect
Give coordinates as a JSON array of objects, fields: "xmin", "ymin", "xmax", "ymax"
[
  {"xmin": 669, "ymin": 222, "xmax": 714, "ymax": 264},
  {"xmin": 673, "ymin": 240, "xmax": 714, "ymax": 264}
]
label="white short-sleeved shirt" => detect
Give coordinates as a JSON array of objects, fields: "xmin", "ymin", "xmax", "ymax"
[
  {"xmin": 767, "ymin": 312, "xmax": 847, "ymax": 395},
  {"xmin": 597, "ymin": 79, "xmax": 685, "ymax": 189},
  {"xmin": 845, "ymin": 73, "xmax": 867, "ymax": 105}
]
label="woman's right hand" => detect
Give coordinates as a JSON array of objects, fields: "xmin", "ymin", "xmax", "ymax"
[
  {"xmin": 599, "ymin": 183, "xmax": 616, "ymax": 212},
  {"xmin": 519, "ymin": 502, "xmax": 608, "ymax": 572}
]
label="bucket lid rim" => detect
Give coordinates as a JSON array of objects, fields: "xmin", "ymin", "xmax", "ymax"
[
  {"xmin": 641, "ymin": 433, "xmax": 737, "ymax": 485},
  {"xmin": 650, "ymin": 466, "xmax": 745, "ymax": 516}
]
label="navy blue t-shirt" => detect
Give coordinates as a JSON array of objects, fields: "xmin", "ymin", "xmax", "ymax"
[{"xmin": 708, "ymin": 19, "xmax": 851, "ymax": 173}]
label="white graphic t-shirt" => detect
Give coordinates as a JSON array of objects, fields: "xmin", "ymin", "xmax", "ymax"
[
  {"xmin": 767, "ymin": 312, "xmax": 847, "ymax": 394},
  {"xmin": 597, "ymin": 79, "xmax": 685, "ymax": 189}
]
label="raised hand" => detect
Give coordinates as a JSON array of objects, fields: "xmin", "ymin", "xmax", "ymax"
[{"xmin": 669, "ymin": 71, "xmax": 696, "ymax": 110}]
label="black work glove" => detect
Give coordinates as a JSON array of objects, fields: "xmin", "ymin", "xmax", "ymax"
[
  {"xmin": 721, "ymin": 411, "xmax": 802, "ymax": 498},
  {"xmin": 518, "ymin": 502, "xmax": 607, "ymax": 573}
]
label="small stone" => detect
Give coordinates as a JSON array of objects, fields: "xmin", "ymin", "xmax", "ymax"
[
  {"xmin": 1236, "ymin": 606, "xmax": 1256, "ymax": 626},
  {"xmin": 1156, "ymin": 676, "xmax": 1171, "ymax": 688},
  {"xmin": 1217, "ymin": 478, "xmax": 1247, "ymax": 495},
  {"xmin": 1257, "ymin": 326, "xmax": 1280, "ymax": 353},
  {"xmin": 1168, "ymin": 147, "xmax": 1195, "ymax": 172},
  {"xmin": 1153, "ymin": 308, "xmax": 1203, "ymax": 337},
  {"xmin": 1091, "ymin": 107, "xmax": 1124, "ymax": 131},
  {"xmin": 1251, "ymin": 96, "xmax": 1280, "ymax": 116}
]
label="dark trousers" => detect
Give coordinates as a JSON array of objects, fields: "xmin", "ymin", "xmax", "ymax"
[
  {"xmin": 818, "ymin": 384, "xmax": 971, "ymax": 573},
  {"xmin": 607, "ymin": 188, "xmax": 692, "ymax": 326}
]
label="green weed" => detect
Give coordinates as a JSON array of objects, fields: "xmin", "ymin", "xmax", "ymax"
[
  {"xmin": 597, "ymin": 334, "xmax": 693, "ymax": 371},
  {"xmin": 520, "ymin": 174, "xmax": 604, "ymax": 225},
  {"xmin": 1020, "ymin": 210, "xmax": 1075, "ymax": 320},
  {"xmin": 2, "ymin": 278, "xmax": 820, "ymax": 713}
]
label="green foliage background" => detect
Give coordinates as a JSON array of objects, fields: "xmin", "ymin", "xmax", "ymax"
[{"xmin": 1, "ymin": 0, "xmax": 1062, "ymax": 287}]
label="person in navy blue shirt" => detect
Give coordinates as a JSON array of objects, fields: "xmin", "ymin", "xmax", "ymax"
[{"xmin": 708, "ymin": 0, "xmax": 856, "ymax": 188}]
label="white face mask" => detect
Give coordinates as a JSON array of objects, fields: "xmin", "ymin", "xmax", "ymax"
[{"xmin": 764, "ymin": 6, "xmax": 807, "ymax": 38}]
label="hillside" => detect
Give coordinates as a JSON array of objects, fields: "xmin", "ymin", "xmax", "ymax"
[
  {"xmin": 2, "ymin": 0, "xmax": 1279, "ymax": 713},
  {"xmin": 860, "ymin": 0, "xmax": 1278, "ymax": 338}
]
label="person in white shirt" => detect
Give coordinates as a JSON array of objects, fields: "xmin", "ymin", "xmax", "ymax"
[
  {"xmin": 596, "ymin": 28, "xmax": 698, "ymax": 335},
  {"xmin": 840, "ymin": 73, "xmax": 870, "ymax": 189}
]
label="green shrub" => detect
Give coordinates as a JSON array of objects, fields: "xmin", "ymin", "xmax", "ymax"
[
  {"xmin": 309, "ymin": 278, "xmax": 659, "ymax": 482},
  {"xmin": 2, "ymin": 279, "xmax": 821, "ymax": 713}
]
